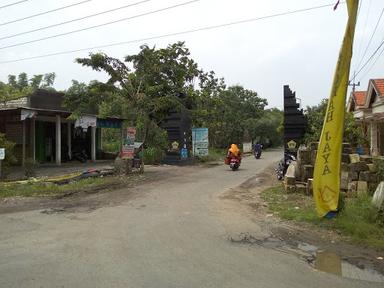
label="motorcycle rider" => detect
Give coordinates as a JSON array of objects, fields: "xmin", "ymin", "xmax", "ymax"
[
  {"xmin": 227, "ymin": 144, "xmax": 241, "ymax": 160},
  {"xmin": 254, "ymin": 142, "xmax": 262, "ymax": 158}
]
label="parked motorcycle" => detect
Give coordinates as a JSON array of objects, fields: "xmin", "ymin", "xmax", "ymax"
[
  {"xmin": 275, "ymin": 153, "xmax": 296, "ymax": 180},
  {"xmin": 72, "ymin": 149, "xmax": 88, "ymax": 163}
]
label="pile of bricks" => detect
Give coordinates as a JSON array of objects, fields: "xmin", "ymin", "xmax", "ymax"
[{"xmin": 283, "ymin": 142, "xmax": 380, "ymax": 197}]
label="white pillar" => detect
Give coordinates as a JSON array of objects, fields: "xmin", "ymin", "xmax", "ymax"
[
  {"xmin": 371, "ymin": 121, "xmax": 379, "ymax": 156},
  {"xmin": 91, "ymin": 126, "xmax": 96, "ymax": 161},
  {"xmin": 67, "ymin": 123, "xmax": 72, "ymax": 160},
  {"xmin": 56, "ymin": 115, "xmax": 61, "ymax": 165},
  {"xmin": 31, "ymin": 118, "xmax": 35, "ymax": 162},
  {"xmin": 22, "ymin": 120, "xmax": 26, "ymax": 167}
]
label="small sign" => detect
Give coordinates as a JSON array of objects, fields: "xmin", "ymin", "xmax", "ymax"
[
  {"xmin": 122, "ymin": 127, "xmax": 136, "ymax": 159},
  {"xmin": 287, "ymin": 140, "xmax": 297, "ymax": 150},
  {"xmin": 0, "ymin": 148, "xmax": 4, "ymax": 160}
]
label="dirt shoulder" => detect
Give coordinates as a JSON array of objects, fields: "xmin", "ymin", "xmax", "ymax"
[{"xmin": 220, "ymin": 164, "xmax": 384, "ymax": 276}]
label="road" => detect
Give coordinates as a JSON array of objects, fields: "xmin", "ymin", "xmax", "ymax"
[{"xmin": 0, "ymin": 150, "xmax": 380, "ymax": 288}]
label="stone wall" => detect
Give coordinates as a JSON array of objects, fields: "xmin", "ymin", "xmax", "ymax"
[{"xmin": 283, "ymin": 142, "xmax": 380, "ymax": 198}]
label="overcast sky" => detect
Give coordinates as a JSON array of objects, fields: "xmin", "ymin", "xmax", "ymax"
[{"xmin": 0, "ymin": 0, "xmax": 383, "ymax": 109}]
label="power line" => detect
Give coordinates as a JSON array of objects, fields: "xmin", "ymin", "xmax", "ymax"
[
  {"xmin": 354, "ymin": 7, "xmax": 384, "ymax": 72},
  {"xmin": 0, "ymin": 0, "xmax": 199, "ymax": 50},
  {"xmin": 358, "ymin": 44, "xmax": 384, "ymax": 82},
  {"xmin": 354, "ymin": 36, "xmax": 384, "ymax": 78},
  {"xmin": 0, "ymin": 0, "xmax": 92, "ymax": 27},
  {"xmin": 0, "ymin": 0, "xmax": 150, "ymax": 40},
  {"xmin": 354, "ymin": 0, "xmax": 372, "ymax": 58},
  {"xmin": 0, "ymin": 0, "xmax": 28, "ymax": 10},
  {"xmin": 0, "ymin": 2, "xmax": 340, "ymax": 64}
]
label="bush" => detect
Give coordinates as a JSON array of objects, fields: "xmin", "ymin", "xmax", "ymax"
[{"xmin": 141, "ymin": 147, "xmax": 165, "ymax": 164}]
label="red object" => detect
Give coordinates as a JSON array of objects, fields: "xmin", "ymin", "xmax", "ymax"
[{"xmin": 225, "ymin": 157, "xmax": 230, "ymax": 165}]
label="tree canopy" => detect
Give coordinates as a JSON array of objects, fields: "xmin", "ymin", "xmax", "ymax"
[{"xmin": 64, "ymin": 42, "xmax": 282, "ymax": 149}]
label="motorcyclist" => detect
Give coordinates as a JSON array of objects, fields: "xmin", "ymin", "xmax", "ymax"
[
  {"xmin": 254, "ymin": 142, "xmax": 262, "ymax": 158},
  {"xmin": 227, "ymin": 144, "xmax": 241, "ymax": 160}
]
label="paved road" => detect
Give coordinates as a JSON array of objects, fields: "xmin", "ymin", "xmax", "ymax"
[{"xmin": 0, "ymin": 150, "xmax": 380, "ymax": 287}]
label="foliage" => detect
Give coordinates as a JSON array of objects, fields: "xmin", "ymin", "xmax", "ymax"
[
  {"xmin": 196, "ymin": 148, "xmax": 226, "ymax": 163},
  {"xmin": 261, "ymin": 186, "xmax": 384, "ymax": 248},
  {"xmin": 102, "ymin": 128, "xmax": 121, "ymax": 153},
  {"xmin": 0, "ymin": 176, "xmax": 124, "ymax": 198},
  {"xmin": 65, "ymin": 42, "xmax": 200, "ymax": 151},
  {"xmin": 193, "ymin": 81, "xmax": 271, "ymax": 148},
  {"xmin": 303, "ymin": 99, "xmax": 366, "ymax": 146},
  {"xmin": 0, "ymin": 72, "xmax": 56, "ymax": 105},
  {"xmin": 140, "ymin": 147, "xmax": 165, "ymax": 164},
  {"xmin": 373, "ymin": 158, "xmax": 384, "ymax": 182},
  {"xmin": 64, "ymin": 42, "xmax": 282, "ymax": 152}
]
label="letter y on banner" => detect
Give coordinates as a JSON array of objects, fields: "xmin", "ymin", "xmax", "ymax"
[{"xmin": 313, "ymin": 0, "xmax": 358, "ymax": 217}]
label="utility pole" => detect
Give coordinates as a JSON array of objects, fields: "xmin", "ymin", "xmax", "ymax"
[{"xmin": 348, "ymin": 71, "xmax": 360, "ymax": 93}]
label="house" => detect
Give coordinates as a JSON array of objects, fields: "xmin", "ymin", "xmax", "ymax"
[
  {"xmin": 348, "ymin": 78, "xmax": 384, "ymax": 155},
  {"xmin": 0, "ymin": 89, "xmax": 123, "ymax": 166}
]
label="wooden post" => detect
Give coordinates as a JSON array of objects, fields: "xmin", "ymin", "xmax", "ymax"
[
  {"xmin": 56, "ymin": 115, "xmax": 61, "ymax": 165},
  {"xmin": 67, "ymin": 123, "xmax": 72, "ymax": 160},
  {"xmin": 31, "ymin": 118, "xmax": 36, "ymax": 162},
  {"xmin": 91, "ymin": 126, "xmax": 96, "ymax": 161},
  {"xmin": 22, "ymin": 120, "xmax": 26, "ymax": 167}
]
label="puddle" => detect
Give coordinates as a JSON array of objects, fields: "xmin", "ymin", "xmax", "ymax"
[
  {"xmin": 229, "ymin": 233, "xmax": 384, "ymax": 283},
  {"xmin": 314, "ymin": 250, "xmax": 384, "ymax": 283}
]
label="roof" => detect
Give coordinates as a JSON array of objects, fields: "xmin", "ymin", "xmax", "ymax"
[
  {"xmin": 372, "ymin": 79, "xmax": 384, "ymax": 96},
  {"xmin": 353, "ymin": 91, "xmax": 367, "ymax": 106}
]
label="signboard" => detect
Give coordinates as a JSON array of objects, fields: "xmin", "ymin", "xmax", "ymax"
[
  {"xmin": 75, "ymin": 116, "xmax": 97, "ymax": 131},
  {"xmin": 192, "ymin": 128, "xmax": 209, "ymax": 156},
  {"xmin": 121, "ymin": 127, "xmax": 136, "ymax": 159},
  {"xmin": 0, "ymin": 148, "xmax": 4, "ymax": 160}
]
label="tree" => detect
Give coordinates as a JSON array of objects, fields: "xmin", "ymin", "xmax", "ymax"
[
  {"xmin": 67, "ymin": 42, "xmax": 201, "ymax": 148},
  {"xmin": 303, "ymin": 99, "xmax": 366, "ymax": 147}
]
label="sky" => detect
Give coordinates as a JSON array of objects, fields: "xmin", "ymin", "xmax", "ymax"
[{"xmin": 0, "ymin": 0, "xmax": 383, "ymax": 109}]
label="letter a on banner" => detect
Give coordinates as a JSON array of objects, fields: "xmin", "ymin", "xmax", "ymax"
[{"xmin": 313, "ymin": 0, "xmax": 358, "ymax": 217}]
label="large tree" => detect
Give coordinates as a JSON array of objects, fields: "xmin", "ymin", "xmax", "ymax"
[{"xmin": 65, "ymin": 42, "xmax": 200, "ymax": 146}]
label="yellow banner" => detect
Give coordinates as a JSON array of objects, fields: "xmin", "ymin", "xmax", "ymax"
[{"xmin": 313, "ymin": 0, "xmax": 358, "ymax": 217}]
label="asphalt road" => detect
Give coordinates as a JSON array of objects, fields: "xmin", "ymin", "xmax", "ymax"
[{"xmin": 0, "ymin": 150, "xmax": 381, "ymax": 288}]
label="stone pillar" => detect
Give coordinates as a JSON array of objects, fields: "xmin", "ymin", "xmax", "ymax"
[
  {"xmin": 30, "ymin": 118, "xmax": 35, "ymax": 162},
  {"xmin": 56, "ymin": 115, "xmax": 61, "ymax": 165},
  {"xmin": 22, "ymin": 120, "xmax": 26, "ymax": 167},
  {"xmin": 67, "ymin": 123, "xmax": 72, "ymax": 160},
  {"xmin": 371, "ymin": 121, "xmax": 379, "ymax": 156},
  {"xmin": 91, "ymin": 126, "xmax": 96, "ymax": 161}
]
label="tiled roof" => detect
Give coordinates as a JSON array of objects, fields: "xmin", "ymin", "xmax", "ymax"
[
  {"xmin": 372, "ymin": 79, "xmax": 384, "ymax": 96},
  {"xmin": 353, "ymin": 91, "xmax": 366, "ymax": 106}
]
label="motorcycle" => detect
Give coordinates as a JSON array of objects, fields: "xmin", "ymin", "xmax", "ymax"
[
  {"xmin": 254, "ymin": 150, "xmax": 262, "ymax": 159},
  {"xmin": 228, "ymin": 156, "xmax": 241, "ymax": 171},
  {"xmin": 275, "ymin": 153, "xmax": 296, "ymax": 180},
  {"xmin": 225, "ymin": 155, "xmax": 241, "ymax": 171}
]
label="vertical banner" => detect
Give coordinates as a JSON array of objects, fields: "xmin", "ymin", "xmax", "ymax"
[
  {"xmin": 122, "ymin": 127, "xmax": 136, "ymax": 159},
  {"xmin": 313, "ymin": 0, "xmax": 358, "ymax": 217},
  {"xmin": 192, "ymin": 128, "xmax": 209, "ymax": 156}
]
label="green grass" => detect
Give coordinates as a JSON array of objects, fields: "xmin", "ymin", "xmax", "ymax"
[
  {"xmin": 0, "ymin": 177, "xmax": 123, "ymax": 198},
  {"xmin": 261, "ymin": 185, "xmax": 384, "ymax": 249},
  {"xmin": 196, "ymin": 148, "xmax": 226, "ymax": 163}
]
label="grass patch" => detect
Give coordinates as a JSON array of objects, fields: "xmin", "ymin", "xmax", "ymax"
[
  {"xmin": 196, "ymin": 148, "xmax": 226, "ymax": 163},
  {"xmin": 0, "ymin": 177, "xmax": 124, "ymax": 198},
  {"xmin": 261, "ymin": 185, "xmax": 384, "ymax": 249}
]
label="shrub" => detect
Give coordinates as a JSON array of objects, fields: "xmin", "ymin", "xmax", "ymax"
[{"xmin": 141, "ymin": 147, "xmax": 165, "ymax": 164}]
